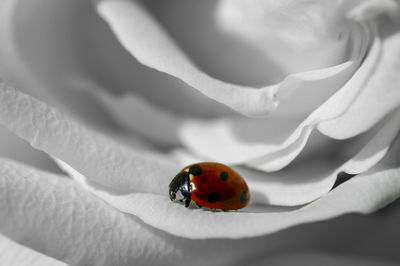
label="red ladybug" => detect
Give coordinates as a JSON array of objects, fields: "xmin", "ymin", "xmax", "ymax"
[{"xmin": 169, "ymin": 162, "xmax": 250, "ymax": 210}]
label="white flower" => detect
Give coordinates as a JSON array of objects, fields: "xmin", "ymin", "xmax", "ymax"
[{"xmin": 0, "ymin": 0, "xmax": 399, "ymax": 265}]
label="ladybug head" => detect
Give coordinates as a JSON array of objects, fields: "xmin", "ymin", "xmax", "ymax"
[{"xmin": 169, "ymin": 171, "xmax": 191, "ymax": 203}]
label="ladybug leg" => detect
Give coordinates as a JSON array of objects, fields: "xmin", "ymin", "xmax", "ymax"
[
  {"xmin": 222, "ymin": 209, "xmax": 229, "ymax": 212},
  {"xmin": 195, "ymin": 202, "xmax": 202, "ymax": 209},
  {"xmin": 169, "ymin": 191, "xmax": 176, "ymax": 202},
  {"xmin": 184, "ymin": 195, "xmax": 191, "ymax": 208}
]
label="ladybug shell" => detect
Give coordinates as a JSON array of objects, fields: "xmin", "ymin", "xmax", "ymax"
[{"xmin": 184, "ymin": 162, "xmax": 250, "ymax": 210}]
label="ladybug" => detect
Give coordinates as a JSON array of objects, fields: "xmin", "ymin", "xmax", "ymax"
[{"xmin": 169, "ymin": 162, "xmax": 250, "ymax": 210}]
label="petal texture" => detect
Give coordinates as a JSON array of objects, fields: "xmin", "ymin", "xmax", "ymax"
[
  {"xmin": 0, "ymin": 123, "xmax": 61, "ymax": 174},
  {"xmin": 2, "ymin": 158, "xmax": 400, "ymax": 265},
  {"xmin": 0, "ymin": 0, "xmax": 40, "ymax": 93},
  {"xmin": 94, "ymin": 0, "xmax": 276, "ymax": 117},
  {"xmin": 63, "ymin": 133, "xmax": 400, "ymax": 238},
  {"xmin": 67, "ymin": 154, "xmax": 400, "ymax": 239},
  {"xmin": 83, "ymin": 80, "xmax": 184, "ymax": 146},
  {"xmin": 0, "ymin": 159, "xmax": 182, "ymax": 265},
  {"xmin": 0, "ymin": 83, "xmax": 180, "ymax": 194},
  {"xmin": 318, "ymin": 26, "xmax": 400, "ymax": 139},
  {"xmin": 1, "ymin": 83, "xmax": 398, "ymax": 207},
  {"xmin": 0, "ymin": 234, "xmax": 67, "ymax": 266},
  {"xmin": 179, "ymin": 22, "xmax": 380, "ymax": 171},
  {"xmin": 94, "ymin": 0, "xmax": 370, "ymax": 118},
  {"xmin": 176, "ymin": 109, "xmax": 400, "ymax": 206},
  {"xmin": 216, "ymin": 0, "xmax": 349, "ymax": 74}
]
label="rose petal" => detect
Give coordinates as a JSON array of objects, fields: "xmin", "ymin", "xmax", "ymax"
[
  {"xmin": 245, "ymin": 109, "xmax": 400, "ymax": 205},
  {"xmin": 85, "ymin": 28, "xmax": 357, "ymax": 146},
  {"xmin": 0, "ymin": 123, "xmax": 62, "ymax": 174},
  {"xmin": 340, "ymin": 110, "xmax": 400, "ymax": 174},
  {"xmin": 0, "ymin": 159, "xmax": 185, "ymax": 265},
  {"xmin": 138, "ymin": 0, "xmax": 371, "ymax": 121},
  {"xmin": 2, "ymin": 83, "xmax": 398, "ymax": 207},
  {"xmin": 0, "ymin": 83, "xmax": 180, "ymax": 194},
  {"xmin": 123, "ymin": 0, "xmax": 374, "ymax": 122},
  {"xmin": 0, "ymin": 0, "xmax": 40, "ymax": 92},
  {"xmin": 179, "ymin": 24, "xmax": 380, "ymax": 170},
  {"xmin": 4, "ymin": 0, "xmax": 203, "ymax": 135},
  {"xmin": 173, "ymin": 108, "xmax": 400, "ymax": 206},
  {"xmin": 243, "ymin": 250, "xmax": 398, "ymax": 266},
  {"xmin": 94, "ymin": 0, "xmax": 372, "ymax": 117},
  {"xmin": 243, "ymin": 13, "xmax": 370, "ymax": 120},
  {"xmin": 58, "ymin": 129, "xmax": 400, "ymax": 238},
  {"xmin": 216, "ymin": 0, "xmax": 349, "ymax": 74},
  {"xmin": 155, "ymin": 109, "xmax": 400, "ymax": 206},
  {"xmin": 141, "ymin": 0, "xmax": 286, "ymax": 86},
  {"xmin": 8, "ymin": 0, "xmax": 93, "ymax": 86},
  {"xmin": 93, "ymin": 0, "xmax": 275, "ymax": 117},
  {"xmin": 79, "ymin": 79, "xmax": 185, "ymax": 146},
  {"xmin": 0, "ymin": 0, "xmax": 132, "ymax": 133},
  {"xmin": 3, "ymin": 158, "xmax": 400, "ymax": 265},
  {"xmin": 318, "ymin": 27, "xmax": 400, "ymax": 139},
  {"xmin": 6, "ymin": 0, "xmax": 235, "ymax": 122},
  {"xmin": 91, "ymin": 24, "xmax": 367, "ymax": 147},
  {"xmin": 348, "ymin": 0, "xmax": 400, "ymax": 21},
  {"xmin": 0, "ymin": 234, "xmax": 67, "ymax": 266},
  {"xmin": 65, "ymin": 140, "xmax": 400, "ymax": 239}
]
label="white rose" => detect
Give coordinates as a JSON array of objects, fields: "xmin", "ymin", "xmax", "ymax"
[{"xmin": 0, "ymin": 0, "xmax": 399, "ymax": 265}]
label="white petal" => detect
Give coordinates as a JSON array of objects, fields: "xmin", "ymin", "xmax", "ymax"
[
  {"xmin": 6, "ymin": 0, "xmax": 92, "ymax": 85},
  {"xmin": 244, "ymin": 250, "xmax": 398, "ymax": 266},
  {"xmin": 7, "ymin": 158, "xmax": 399, "ymax": 265},
  {"xmin": 246, "ymin": 126, "xmax": 399, "ymax": 205},
  {"xmin": 80, "ymin": 80, "xmax": 185, "ymax": 146},
  {"xmin": 348, "ymin": 0, "xmax": 400, "ymax": 21},
  {"xmin": 94, "ymin": 0, "xmax": 370, "ymax": 118},
  {"xmin": 6, "ymin": 0, "xmax": 235, "ymax": 122},
  {"xmin": 0, "ymin": 159, "xmax": 185, "ymax": 265},
  {"xmin": 318, "ymin": 29, "xmax": 400, "ymax": 139},
  {"xmin": 0, "ymin": 0, "xmax": 132, "ymax": 132},
  {"xmin": 70, "ymin": 162, "xmax": 400, "ymax": 239},
  {"xmin": 94, "ymin": 0, "xmax": 276, "ymax": 117},
  {"xmin": 0, "ymin": 0, "xmax": 39, "ymax": 92},
  {"xmin": 140, "ymin": 0, "xmax": 359, "ymax": 119},
  {"xmin": 178, "ymin": 110, "xmax": 400, "ymax": 206},
  {"xmin": 64, "ymin": 131, "xmax": 400, "ymax": 239},
  {"xmin": 0, "ymin": 83, "xmax": 180, "ymax": 194},
  {"xmin": 2, "ymin": 81, "xmax": 394, "ymax": 207},
  {"xmin": 0, "ymin": 234, "xmax": 67, "ymax": 266},
  {"xmin": 217, "ymin": 0, "xmax": 349, "ymax": 75},
  {"xmin": 0, "ymin": 123, "xmax": 61, "ymax": 174},
  {"xmin": 141, "ymin": 0, "xmax": 286, "ymax": 86},
  {"xmin": 1, "ymin": 82, "xmax": 397, "ymax": 208},
  {"xmin": 179, "ymin": 23, "xmax": 380, "ymax": 171},
  {"xmin": 341, "ymin": 109, "xmax": 400, "ymax": 174}
]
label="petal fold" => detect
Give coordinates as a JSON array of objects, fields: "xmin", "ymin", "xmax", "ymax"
[
  {"xmin": 318, "ymin": 28, "xmax": 400, "ymax": 139},
  {"xmin": 6, "ymin": 158, "xmax": 398, "ymax": 264},
  {"xmin": 0, "ymin": 83, "xmax": 180, "ymax": 194},
  {"xmin": 179, "ymin": 110, "xmax": 400, "ymax": 206},
  {"xmin": 0, "ymin": 234, "xmax": 67, "ymax": 266},
  {"xmin": 63, "ymin": 132, "xmax": 400, "ymax": 238},
  {"xmin": 179, "ymin": 23, "xmax": 379, "ymax": 171},
  {"xmin": 0, "ymin": 158, "xmax": 183, "ymax": 265},
  {"xmin": 94, "ymin": 0, "xmax": 276, "ymax": 117},
  {"xmin": 94, "ymin": 0, "xmax": 370, "ymax": 118}
]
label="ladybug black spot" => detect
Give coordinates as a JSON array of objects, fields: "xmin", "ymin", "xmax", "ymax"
[
  {"xmin": 240, "ymin": 191, "xmax": 247, "ymax": 204},
  {"xmin": 189, "ymin": 165, "xmax": 202, "ymax": 176},
  {"xmin": 220, "ymin": 172, "xmax": 229, "ymax": 181},
  {"xmin": 207, "ymin": 192, "xmax": 220, "ymax": 203}
]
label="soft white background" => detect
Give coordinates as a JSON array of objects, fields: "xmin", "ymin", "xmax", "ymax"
[{"xmin": 0, "ymin": 0, "xmax": 399, "ymax": 265}]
